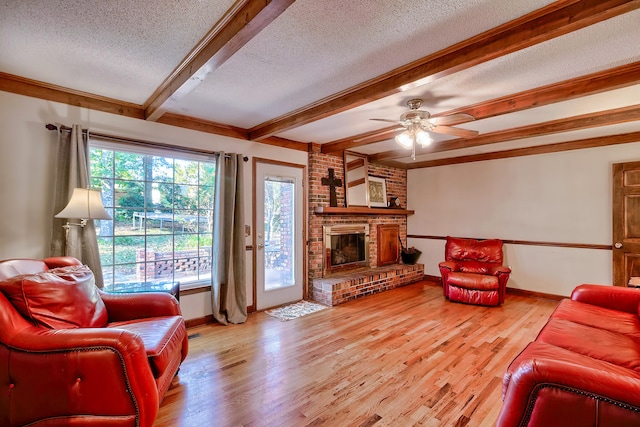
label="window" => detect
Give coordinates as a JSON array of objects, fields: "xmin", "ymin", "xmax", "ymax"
[{"xmin": 90, "ymin": 142, "xmax": 216, "ymax": 292}]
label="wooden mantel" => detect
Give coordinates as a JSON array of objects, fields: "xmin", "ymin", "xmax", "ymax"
[{"xmin": 314, "ymin": 206, "xmax": 414, "ymax": 216}]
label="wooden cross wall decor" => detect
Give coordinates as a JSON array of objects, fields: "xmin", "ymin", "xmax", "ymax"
[{"xmin": 321, "ymin": 168, "xmax": 342, "ymax": 207}]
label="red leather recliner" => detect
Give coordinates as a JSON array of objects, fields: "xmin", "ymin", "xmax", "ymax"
[
  {"xmin": 439, "ymin": 236, "xmax": 511, "ymax": 306},
  {"xmin": 0, "ymin": 257, "xmax": 188, "ymax": 427},
  {"xmin": 497, "ymin": 284, "xmax": 640, "ymax": 426}
]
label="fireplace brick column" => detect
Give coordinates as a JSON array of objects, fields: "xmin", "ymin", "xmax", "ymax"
[{"xmin": 308, "ymin": 144, "xmax": 411, "ymax": 302}]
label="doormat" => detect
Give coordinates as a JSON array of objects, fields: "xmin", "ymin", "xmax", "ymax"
[{"xmin": 265, "ymin": 300, "xmax": 328, "ymax": 321}]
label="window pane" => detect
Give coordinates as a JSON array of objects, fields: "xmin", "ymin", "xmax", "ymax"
[
  {"xmin": 264, "ymin": 179, "xmax": 295, "ymax": 291},
  {"xmin": 114, "ymin": 236, "xmax": 144, "ymax": 264},
  {"xmin": 111, "ymin": 263, "xmax": 138, "ymax": 288},
  {"xmin": 174, "ymin": 184, "xmax": 198, "ymax": 210},
  {"xmin": 142, "ymin": 209, "xmax": 174, "ymax": 234},
  {"xmin": 199, "ymin": 162, "xmax": 216, "ymax": 187},
  {"xmin": 91, "ymin": 149, "xmax": 113, "ymax": 179},
  {"xmin": 98, "ymin": 237, "xmax": 114, "ymax": 266},
  {"xmin": 148, "ymin": 155, "xmax": 173, "ymax": 182},
  {"xmin": 115, "ymin": 180, "xmax": 144, "ymax": 209},
  {"xmin": 174, "ymin": 234, "xmax": 202, "ymax": 282},
  {"xmin": 175, "ymin": 159, "xmax": 199, "ymax": 185},
  {"xmin": 115, "ymin": 152, "xmax": 144, "ymax": 180},
  {"xmin": 147, "ymin": 182, "xmax": 173, "ymax": 210},
  {"xmin": 199, "ymin": 186, "xmax": 214, "ymax": 209},
  {"xmin": 198, "ymin": 209, "xmax": 213, "ymax": 233}
]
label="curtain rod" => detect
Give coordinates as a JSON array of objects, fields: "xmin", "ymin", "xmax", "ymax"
[{"xmin": 46, "ymin": 123, "xmax": 248, "ymax": 162}]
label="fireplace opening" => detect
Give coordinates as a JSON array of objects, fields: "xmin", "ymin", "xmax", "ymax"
[{"xmin": 323, "ymin": 224, "xmax": 369, "ymax": 276}]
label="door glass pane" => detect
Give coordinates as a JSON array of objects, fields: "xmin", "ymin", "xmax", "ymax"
[{"xmin": 264, "ymin": 177, "xmax": 295, "ymax": 291}]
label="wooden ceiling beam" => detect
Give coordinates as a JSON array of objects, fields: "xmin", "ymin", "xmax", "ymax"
[
  {"xmin": 144, "ymin": 0, "xmax": 296, "ymax": 121},
  {"xmin": 249, "ymin": 0, "xmax": 640, "ymax": 141},
  {"xmin": 0, "ymin": 72, "xmax": 144, "ymax": 119},
  {"xmin": 322, "ymin": 61, "xmax": 640, "ymax": 154},
  {"xmin": 0, "ymin": 71, "xmax": 310, "ymax": 151},
  {"xmin": 370, "ymin": 104, "xmax": 640, "ymax": 162},
  {"xmin": 157, "ymin": 113, "xmax": 309, "ymax": 151},
  {"xmin": 395, "ymin": 131, "xmax": 640, "ymax": 169}
]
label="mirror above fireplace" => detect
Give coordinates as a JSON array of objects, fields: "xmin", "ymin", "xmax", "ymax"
[{"xmin": 343, "ymin": 151, "xmax": 369, "ymax": 207}]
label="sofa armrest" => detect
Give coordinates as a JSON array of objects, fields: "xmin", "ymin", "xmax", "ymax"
[
  {"xmin": 498, "ymin": 341, "xmax": 640, "ymax": 427},
  {"xmin": 99, "ymin": 290, "xmax": 182, "ymax": 322},
  {"xmin": 2, "ymin": 327, "xmax": 158, "ymax": 427},
  {"xmin": 571, "ymin": 284, "xmax": 640, "ymax": 314}
]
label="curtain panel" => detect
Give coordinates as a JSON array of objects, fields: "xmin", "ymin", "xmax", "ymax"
[
  {"xmin": 211, "ymin": 152, "xmax": 247, "ymax": 325},
  {"xmin": 50, "ymin": 124, "xmax": 105, "ymax": 287}
]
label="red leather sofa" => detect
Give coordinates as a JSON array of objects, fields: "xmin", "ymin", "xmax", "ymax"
[
  {"xmin": 439, "ymin": 236, "xmax": 511, "ymax": 306},
  {"xmin": 497, "ymin": 284, "xmax": 640, "ymax": 426},
  {"xmin": 0, "ymin": 257, "xmax": 188, "ymax": 427}
]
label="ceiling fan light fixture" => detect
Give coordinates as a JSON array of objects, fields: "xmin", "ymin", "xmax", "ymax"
[
  {"xmin": 416, "ymin": 129, "xmax": 432, "ymax": 147},
  {"xmin": 395, "ymin": 131, "xmax": 414, "ymax": 149}
]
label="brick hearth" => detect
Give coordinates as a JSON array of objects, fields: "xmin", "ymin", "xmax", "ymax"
[{"xmin": 312, "ymin": 263, "xmax": 424, "ymax": 306}]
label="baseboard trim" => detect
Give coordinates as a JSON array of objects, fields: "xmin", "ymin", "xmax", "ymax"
[
  {"xmin": 505, "ymin": 287, "xmax": 564, "ymax": 301},
  {"xmin": 185, "ymin": 315, "xmax": 214, "ymax": 329},
  {"xmin": 423, "ymin": 274, "xmax": 441, "ymax": 284}
]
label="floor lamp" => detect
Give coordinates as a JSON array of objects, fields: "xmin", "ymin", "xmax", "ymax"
[{"xmin": 55, "ymin": 188, "xmax": 112, "ymax": 255}]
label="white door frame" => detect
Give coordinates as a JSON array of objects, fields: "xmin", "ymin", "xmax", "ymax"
[{"xmin": 252, "ymin": 158, "xmax": 307, "ymax": 310}]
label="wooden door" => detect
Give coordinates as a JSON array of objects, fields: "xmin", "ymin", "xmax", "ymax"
[
  {"xmin": 612, "ymin": 161, "xmax": 640, "ymax": 287},
  {"xmin": 377, "ymin": 224, "xmax": 399, "ymax": 266}
]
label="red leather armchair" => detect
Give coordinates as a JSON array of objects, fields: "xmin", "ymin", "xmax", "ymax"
[
  {"xmin": 0, "ymin": 257, "xmax": 188, "ymax": 427},
  {"xmin": 497, "ymin": 284, "xmax": 640, "ymax": 426},
  {"xmin": 438, "ymin": 236, "xmax": 511, "ymax": 306}
]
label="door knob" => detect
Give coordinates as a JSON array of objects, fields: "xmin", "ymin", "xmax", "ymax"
[{"xmin": 614, "ymin": 242, "xmax": 623, "ymax": 249}]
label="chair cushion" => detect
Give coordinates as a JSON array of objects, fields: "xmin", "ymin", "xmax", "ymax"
[
  {"xmin": 0, "ymin": 265, "xmax": 107, "ymax": 329},
  {"xmin": 449, "ymin": 287, "xmax": 500, "ymax": 306},
  {"xmin": 445, "ymin": 237, "xmax": 504, "ymax": 264},
  {"xmin": 108, "ymin": 316, "xmax": 186, "ymax": 378},
  {"xmin": 447, "ymin": 272, "xmax": 499, "ymax": 290}
]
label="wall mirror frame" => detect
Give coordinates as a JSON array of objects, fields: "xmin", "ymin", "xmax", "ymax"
[{"xmin": 343, "ymin": 151, "xmax": 369, "ymax": 207}]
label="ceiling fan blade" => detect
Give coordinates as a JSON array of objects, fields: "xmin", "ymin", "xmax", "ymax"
[
  {"xmin": 429, "ymin": 113, "xmax": 475, "ymax": 126},
  {"xmin": 352, "ymin": 127, "xmax": 397, "ymax": 142},
  {"xmin": 370, "ymin": 118, "xmax": 400, "ymax": 123},
  {"xmin": 431, "ymin": 125, "xmax": 479, "ymax": 138}
]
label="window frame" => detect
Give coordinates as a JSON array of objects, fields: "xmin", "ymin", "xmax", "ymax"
[{"xmin": 89, "ymin": 138, "xmax": 217, "ymax": 292}]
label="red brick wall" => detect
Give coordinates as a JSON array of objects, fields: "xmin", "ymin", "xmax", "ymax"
[{"xmin": 308, "ymin": 144, "xmax": 409, "ymax": 298}]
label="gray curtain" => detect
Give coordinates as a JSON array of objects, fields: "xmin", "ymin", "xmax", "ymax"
[
  {"xmin": 50, "ymin": 124, "xmax": 105, "ymax": 288},
  {"xmin": 211, "ymin": 153, "xmax": 247, "ymax": 325}
]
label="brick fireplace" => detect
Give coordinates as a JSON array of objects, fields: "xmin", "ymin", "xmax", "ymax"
[{"xmin": 307, "ymin": 144, "xmax": 424, "ymax": 305}]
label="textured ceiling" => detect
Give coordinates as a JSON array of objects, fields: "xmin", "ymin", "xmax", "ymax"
[{"xmin": 1, "ymin": 0, "xmax": 638, "ymax": 166}]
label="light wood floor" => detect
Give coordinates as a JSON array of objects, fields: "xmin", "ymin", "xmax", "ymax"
[{"xmin": 154, "ymin": 281, "xmax": 558, "ymax": 427}]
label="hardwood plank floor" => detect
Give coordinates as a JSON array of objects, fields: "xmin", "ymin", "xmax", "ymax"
[{"xmin": 154, "ymin": 281, "xmax": 558, "ymax": 426}]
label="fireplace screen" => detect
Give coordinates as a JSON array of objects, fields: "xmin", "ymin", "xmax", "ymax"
[
  {"xmin": 323, "ymin": 224, "xmax": 369, "ymax": 275},
  {"xmin": 331, "ymin": 233, "xmax": 366, "ymax": 266}
]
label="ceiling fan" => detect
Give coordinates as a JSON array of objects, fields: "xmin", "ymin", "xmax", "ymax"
[{"xmin": 371, "ymin": 98, "xmax": 479, "ymax": 159}]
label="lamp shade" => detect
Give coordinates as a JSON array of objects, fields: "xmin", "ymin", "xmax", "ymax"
[{"xmin": 55, "ymin": 188, "xmax": 112, "ymax": 220}]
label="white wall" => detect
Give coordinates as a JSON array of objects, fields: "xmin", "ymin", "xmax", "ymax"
[
  {"xmin": 0, "ymin": 90, "xmax": 308, "ymax": 320},
  {"xmin": 407, "ymin": 144, "xmax": 640, "ymax": 297}
]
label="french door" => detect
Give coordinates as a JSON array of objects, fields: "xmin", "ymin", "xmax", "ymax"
[{"xmin": 254, "ymin": 160, "xmax": 305, "ymax": 310}]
